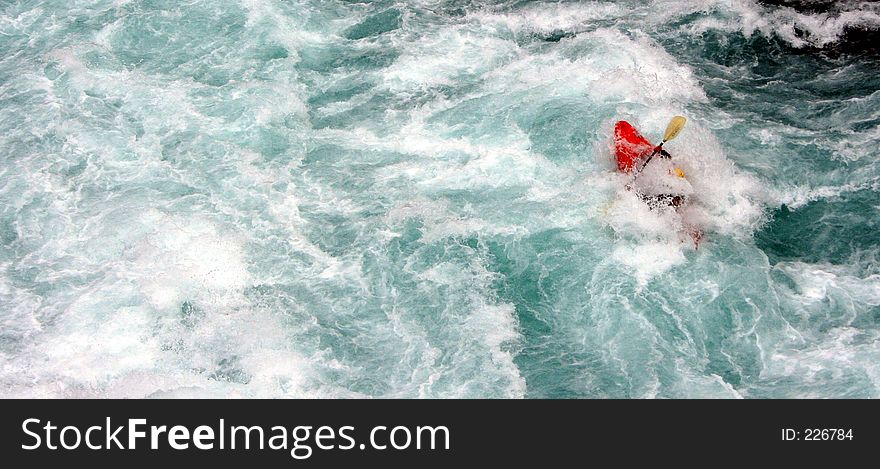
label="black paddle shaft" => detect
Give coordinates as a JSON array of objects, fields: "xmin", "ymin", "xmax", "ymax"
[{"xmin": 634, "ymin": 141, "xmax": 671, "ymax": 177}]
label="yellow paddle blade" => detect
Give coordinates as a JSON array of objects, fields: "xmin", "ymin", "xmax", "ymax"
[{"xmin": 663, "ymin": 116, "xmax": 687, "ymax": 142}]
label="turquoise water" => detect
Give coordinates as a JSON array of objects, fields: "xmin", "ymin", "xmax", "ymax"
[{"xmin": 1, "ymin": 0, "xmax": 879, "ymax": 398}]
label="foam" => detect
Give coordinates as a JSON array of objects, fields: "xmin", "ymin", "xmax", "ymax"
[
  {"xmin": 611, "ymin": 240, "xmax": 688, "ymax": 286},
  {"xmin": 2, "ymin": 207, "xmax": 334, "ymax": 397},
  {"xmin": 770, "ymin": 180, "xmax": 877, "ymax": 209},
  {"xmin": 317, "ymin": 121, "xmax": 557, "ymax": 194},
  {"xmin": 133, "ymin": 210, "xmax": 250, "ymax": 308},
  {"xmin": 469, "ymin": 2, "xmax": 623, "ymax": 35},
  {"xmin": 685, "ymin": 0, "xmax": 880, "ymax": 48},
  {"xmin": 382, "ymin": 30, "xmax": 518, "ymax": 92},
  {"xmin": 776, "ymin": 261, "xmax": 880, "ymax": 308},
  {"xmin": 668, "ymin": 359, "xmax": 745, "ymax": 398},
  {"xmin": 0, "ymin": 268, "xmax": 44, "ymax": 341},
  {"xmin": 240, "ymin": 0, "xmax": 326, "ymax": 52},
  {"xmin": 473, "ymin": 27, "xmax": 708, "ymax": 106},
  {"xmin": 761, "ymin": 326, "xmax": 880, "ymax": 397},
  {"xmin": 461, "ymin": 299, "xmax": 527, "ymax": 398}
]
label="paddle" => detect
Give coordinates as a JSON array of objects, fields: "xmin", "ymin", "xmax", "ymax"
[{"xmin": 633, "ymin": 115, "xmax": 687, "ymax": 176}]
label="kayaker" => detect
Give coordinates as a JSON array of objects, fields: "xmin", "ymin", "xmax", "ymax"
[{"xmin": 632, "ymin": 145, "xmax": 692, "ymax": 208}]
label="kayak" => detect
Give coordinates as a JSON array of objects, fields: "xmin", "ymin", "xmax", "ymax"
[
  {"xmin": 613, "ymin": 120, "xmax": 654, "ymax": 173},
  {"xmin": 611, "ymin": 119, "xmax": 704, "ymax": 247}
]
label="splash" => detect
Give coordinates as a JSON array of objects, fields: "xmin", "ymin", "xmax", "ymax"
[{"xmin": 1, "ymin": 0, "xmax": 878, "ymax": 398}]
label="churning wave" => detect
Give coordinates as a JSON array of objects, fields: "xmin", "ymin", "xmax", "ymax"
[{"xmin": 1, "ymin": 0, "xmax": 878, "ymax": 398}]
